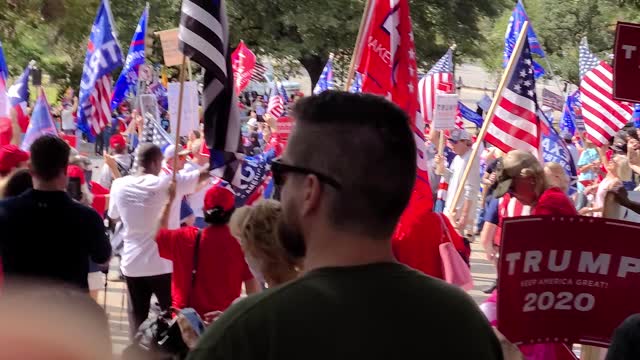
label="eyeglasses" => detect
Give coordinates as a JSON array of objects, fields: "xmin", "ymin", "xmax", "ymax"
[{"xmin": 271, "ymin": 159, "xmax": 342, "ymax": 189}]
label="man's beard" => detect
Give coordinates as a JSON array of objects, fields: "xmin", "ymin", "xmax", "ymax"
[{"xmin": 277, "ymin": 215, "xmax": 306, "ymax": 259}]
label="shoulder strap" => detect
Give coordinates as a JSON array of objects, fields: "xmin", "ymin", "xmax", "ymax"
[{"xmin": 187, "ymin": 229, "xmax": 202, "ymax": 307}]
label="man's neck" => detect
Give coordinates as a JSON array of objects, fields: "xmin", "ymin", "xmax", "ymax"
[
  {"xmin": 32, "ymin": 179, "xmax": 66, "ymax": 192},
  {"xmin": 302, "ymin": 228, "xmax": 395, "ymax": 273}
]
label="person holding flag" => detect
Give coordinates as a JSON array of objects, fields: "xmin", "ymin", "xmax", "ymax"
[
  {"xmin": 77, "ymin": 0, "xmax": 123, "ymax": 140},
  {"xmin": 111, "ymin": 5, "xmax": 148, "ymax": 111}
]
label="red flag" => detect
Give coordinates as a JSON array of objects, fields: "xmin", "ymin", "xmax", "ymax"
[
  {"xmin": 354, "ymin": 0, "xmax": 430, "ymax": 197},
  {"xmin": 231, "ymin": 41, "xmax": 257, "ymax": 94}
]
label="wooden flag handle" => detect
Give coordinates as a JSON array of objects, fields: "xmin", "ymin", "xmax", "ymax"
[
  {"xmin": 447, "ymin": 21, "xmax": 531, "ymax": 217},
  {"xmin": 344, "ymin": 0, "xmax": 372, "ymax": 91},
  {"xmin": 173, "ymin": 55, "xmax": 187, "ymax": 182}
]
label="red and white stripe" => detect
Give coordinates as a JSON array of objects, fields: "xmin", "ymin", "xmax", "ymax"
[
  {"xmin": 581, "ymin": 61, "xmax": 633, "ymax": 147},
  {"xmin": 87, "ymin": 75, "xmax": 112, "ymax": 136},
  {"xmin": 267, "ymin": 94, "xmax": 284, "ymax": 118},
  {"xmin": 485, "ymin": 85, "xmax": 539, "ymax": 155},
  {"xmin": 418, "ymin": 72, "xmax": 454, "ymax": 124}
]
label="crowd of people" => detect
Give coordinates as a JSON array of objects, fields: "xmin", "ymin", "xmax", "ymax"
[{"xmin": 0, "ymin": 89, "xmax": 640, "ymax": 359}]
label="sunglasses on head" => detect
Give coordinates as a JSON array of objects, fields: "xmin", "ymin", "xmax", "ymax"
[{"xmin": 270, "ymin": 159, "xmax": 342, "ymax": 189}]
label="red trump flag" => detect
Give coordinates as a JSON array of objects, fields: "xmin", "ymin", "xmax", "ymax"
[
  {"xmin": 231, "ymin": 40, "xmax": 257, "ymax": 95},
  {"xmin": 355, "ymin": 0, "xmax": 429, "ymax": 194}
]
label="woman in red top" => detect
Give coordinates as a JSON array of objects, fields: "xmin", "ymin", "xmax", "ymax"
[
  {"xmin": 493, "ymin": 150, "xmax": 578, "ymax": 216},
  {"xmin": 155, "ymin": 184, "xmax": 260, "ymax": 317}
]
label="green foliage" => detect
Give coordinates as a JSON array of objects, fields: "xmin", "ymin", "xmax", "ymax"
[{"xmin": 479, "ymin": 0, "xmax": 640, "ymax": 85}]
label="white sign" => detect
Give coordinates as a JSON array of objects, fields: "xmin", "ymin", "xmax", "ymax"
[
  {"xmin": 168, "ymin": 81, "xmax": 199, "ymax": 137},
  {"xmin": 432, "ymin": 94, "xmax": 459, "ymax": 130}
]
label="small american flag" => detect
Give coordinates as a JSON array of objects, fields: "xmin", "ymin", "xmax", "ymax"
[
  {"xmin": 579, "ymin": 37, "xmax": 600, "ymax": 80},
  {"xmin": 267, "ymin": 83, "xmax": 284, "ymax": 118},
  {"xmin": 418, "ymin": 49, "xmax": 454, "ymax": 124},
  {"xmin": 542, "ymin": 88, "xmax": 564, "ymax": 112},
  {"xmin": 131, "ymin": 113, "xmax": 173, "ymax": 173},
  {"xmin": 251, "ymin": 62, "xmax": 267, "ymax": 82},
  {"xmin": 581, "ymin": 61, "xmax": 633, "ymax": 146},
  {"xmin": 485, "ymin": 39, "xmax": 539, "ymax": 155}
]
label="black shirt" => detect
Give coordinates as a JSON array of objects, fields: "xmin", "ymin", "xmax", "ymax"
[
  {"xmin": 0, "ymin": 190, "xmax": 111, "ymax": 290},
  {"xmin": 188, "ymin": 262, "xmax": 503, "ymax": 360}
]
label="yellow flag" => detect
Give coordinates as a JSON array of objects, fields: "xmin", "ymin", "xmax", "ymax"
[{"xmin": 161, "ymin": 67, "xmax": 168, "ymax": 87}]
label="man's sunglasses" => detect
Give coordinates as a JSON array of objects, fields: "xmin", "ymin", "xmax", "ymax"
[{"xmin": 271, "ymin": 159, "xmax": 342, "ymax": 189}]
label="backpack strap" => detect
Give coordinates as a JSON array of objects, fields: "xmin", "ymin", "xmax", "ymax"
[{"xmin": 187, "ymin": 229, "xmax": 202, "ymax": 307}]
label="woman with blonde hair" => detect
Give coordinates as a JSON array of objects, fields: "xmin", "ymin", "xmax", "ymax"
[
  {"xmin": 543, "ymin": 162, "xmax": 570, "ymax": 194},
  {"xmin": 230, "ymin": 200, "xmax": 299, "ymax": 287},
  {"xmin": 579, "ymin": 154, "xmax": 627, "ymax": 217}
]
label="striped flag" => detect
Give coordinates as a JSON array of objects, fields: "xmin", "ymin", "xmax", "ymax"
[
  {"xmin": 418, "ymin": 49, "xmax": 454, "ymax": 124},
  {"xmin": 580, "ymin": 61, "xmax": 633, "ymax": 146},
  {"xmin": 179, "ymin": 0, "xmax": 240, "ymax": 153},
  {"xmin": 542, "ymin": 88, "xmax": 564, "ymax": 111},
  {"xmin": 77, "ymin": 0, "xmax": 123, "ymax": 139},
  {"xmin": 251, "ymin": 62, "xmax": 267, "ymax": 82},
  {"xmin": 485, "ymin": 38, "xmax": 540, "ymax": 155},
  {"xmin": 131, "ymin": 112, "xmax": 173, "ymax": 173},
  {"xmin": 267, "ymin": 83, "xmax": 284, "ymax": 118},
  {"xmin": 579, "ymin": 37, "xmax": 600, "ymax": 80}
]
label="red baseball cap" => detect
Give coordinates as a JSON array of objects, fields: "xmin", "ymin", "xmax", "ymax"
[
  {"xmin": 67, "ymin": 165, "xmax": 85, "ymax": 185},
  {"xmin": 109, "ymin": 134, "xmax": 126, "ymax": 150},
  {"xmin": 0, "ymin": 145, "xmax": 29, "ymax": 174},
  {"xmin": 204, "ymin": 185, "xmax": 235, "ymax": 212}
]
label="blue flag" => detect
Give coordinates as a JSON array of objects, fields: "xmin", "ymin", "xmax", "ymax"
[
  {"xmin": 350, "ymin": 72, "xmax": 362, "ymax": 93},
  {"xmin": 0, "ymin": 40, "xmax": 8, "ymax": 81},
  {"xmin": 77, "ymin": 0, "xmax": 123, "ymax": 139},
  {"xmin": 279, "ymin": 83, "xmax": 289, "ymax": 105},
  {"xmin": 112, "ymin": 6, "xmax": 148, "ymax": 110},
  {"xmin": 561, "ymin": 90, "xmax": 580, "ymax": 136},
  {"xmin": 633, "ymin": 104, "xmax": 640, "ymax": 129},
  {"xmin": 457, "ymin": 101, "xmax": 483, "ymax": 128},
  {"xmin": 540, "ymin": 112, "xmax": 578, "ymax": 195},
  {"xmin": 210, "ymin": 149, "xmax": 278, "ymax": 207},
  {"xmin": 21, "ymin": 90, "xmax": 58, "ymax": 151},
  {"xmin": 504, "ymin": 0, "xmax": 545, "ymax": 78},
  {"xmin": 313, "ymin": 56, "xmax": 334, "ymax": 95}
]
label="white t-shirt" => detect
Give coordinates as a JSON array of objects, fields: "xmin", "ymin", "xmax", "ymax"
[
  {"xmin": 98, "ymin": 153, "xmax": 133, "ymax": 189},
  {"xmin": 444, "ymin": 146, "xmax": 481, "ymax": 225},
  {"xmin": 108, "ymin": 174, "xmax": 173, "ymax": 277},
  {"xmin": 159, "ymin": 164, "xmax": 201, "ymax": 229},
  {"xmin": 185, "ymin": 162, "xmax": 215, "ymax": 218},
  {"xmin": 61, "ymin": 109, "xmax": 75, "ymax": 131}
]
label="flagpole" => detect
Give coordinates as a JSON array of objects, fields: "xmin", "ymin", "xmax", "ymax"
[
  {"xmin": 344, "ymin": 0, "xmax": 372, "ymax": 91},
  {"xmin": 447, "ymin": 21, "xmax": 531, "ymax": 218},
  {"xmin": 173, "ymin": 55, "xmax": 187, "ymax": 181}
]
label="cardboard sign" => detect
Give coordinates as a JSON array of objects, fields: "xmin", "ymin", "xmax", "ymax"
[
  {"xmin": 167, "ymin": 81, "xmax": 199, "ymax": 136},
  {"xmin": 498, "ymin": 216, "xmax": 640, "ymax": 348},
  {"xmin": 156, "ymin": 28, "xmax": 182, "ymax": 67},
  {"xmin": 613, "ymin": 22, "xmax": 640, "ymax": 102},
  {"xmin": 432, "ymin": 94, "xmax": 459, "ymax": 130}
]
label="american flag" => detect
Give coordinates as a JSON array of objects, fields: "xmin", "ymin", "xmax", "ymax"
[
  {"xmin": 485, "ymin": 39, "xmax": 539, "ymax": 155},
  {"xmin": 267, "ymin": 83, "xmax": 284, "ymax": 118},
  {"xmin": 579, "ymin": 37, "xmax": 600, "ymax": 80},
  {"xmin": 542, "ymin": 88, "xmax": 564, "ymax": 112},
  {"xmin": 179, "ymin": 0, "xmax": 241, "ymax": 153},
  {"xmin": 131, "ymin": 113, "xmax": 173, "ymax": 173},
  {"xmin": 251, "ymin": 62, "xmax": 267, "ymax": 82},
  {"xmin": 418, "ymin": 49, "xmax": 454, "ymax": 124},
  {"xmin": 77, "ymin": 0, "xmax": 123, "ymax": 139},
  {"xmin": 580, "ymin": 61, "xmax": 633, "ymax": 146}
]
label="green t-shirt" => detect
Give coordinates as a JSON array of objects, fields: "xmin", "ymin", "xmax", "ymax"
[{"xmin": 188, "ymin": 262, "xmax": 503, "ymax": 360}]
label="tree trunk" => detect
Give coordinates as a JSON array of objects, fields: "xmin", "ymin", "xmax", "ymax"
[{"xmin": 299, "ymin": 54, "xmax": 327, "ymax": 90}]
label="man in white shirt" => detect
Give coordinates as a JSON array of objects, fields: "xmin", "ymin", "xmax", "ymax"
[
  {"xmin": 435, "ymin": 129, "xmax": 481, "ymax": 237},
  {"xmin": 97, "ymin": 134, "xmax": 133, "ymax": 189},
  {"xmin": 108, "ymin": 143, "xmax": 209, "ymax": 337},
  {"xmin": 160, "ymin": 144, "xmax": 210, "ymax": 229},
  {"xmin": 186, "ymin": 139, "xmax": 216, "ymax": 228}
]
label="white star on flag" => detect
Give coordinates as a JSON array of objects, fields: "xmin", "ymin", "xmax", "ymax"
[
  {"xmin": 408, "ymin": 67, "xmax": 414, "ymax": 76},
  {"xmin": 408, "ymin": 49, "xmax": 415, "ymax": 60},
  {"xmin": 409, "ymin": 32, "xmax": 414, "ymax": 42},
  {"xmin": 514, "ymin": 84, "xmax": 522, "ymax": 93},
  {"xmin": 520, "ymin": 70, "xmax": 527, "ymax": 78},
  {"xmin": 524, "ymin": 58, "xmax": 532, "ymax": 66},
  {"xmin": 408, "ymin": 82, "xmax": 414, "ymax": 93},
  {"xmin": 527, "ymin": 90, "xmax": 534, "ymax": 97},
  {"xmin": 523, "ymin": 80, "xmax": 532, "ymax": 87}
]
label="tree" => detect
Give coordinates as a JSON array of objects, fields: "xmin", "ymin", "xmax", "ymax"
[
  {"xmin": 480, "ymin": 0, "xmax": 640, "ymax": 85},
  {"xmin": 228, "ymin": 0, "xmax": 507, "ymax": 87}
]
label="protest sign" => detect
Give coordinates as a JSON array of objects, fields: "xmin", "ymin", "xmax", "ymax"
[
  {"xmin": 167, "ymin": 81, "xmax": 199, "ymax": 136},
  {"xmin": 498, "ymin": 216, "xmax": 640, "ymax": 348},
  {"xmin": 156, "ymin": 28, "xmax": 181, "ymax": 67},
  {"xmin": 613, "ymin": 22, "xmax": 640, "ymax": 102},
  {"xmin": 432, "ymin": 94, "xmax": 459, "ymax": 130}
]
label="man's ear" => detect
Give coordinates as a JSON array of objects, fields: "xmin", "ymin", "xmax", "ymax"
[{"xmin": 300, "ymin": 175, "xmax": 323, "ymax": 218}]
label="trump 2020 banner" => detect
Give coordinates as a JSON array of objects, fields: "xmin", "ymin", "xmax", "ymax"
[{"xmin": 498, "ymin": 216, "xmax": 640, "ymax": 347}]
